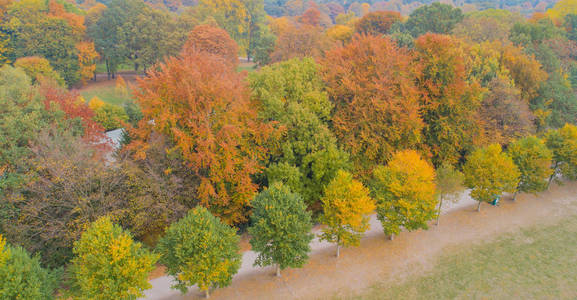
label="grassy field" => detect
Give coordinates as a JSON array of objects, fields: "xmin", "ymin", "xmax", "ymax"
[
  {"xmin": 355, "ymin": 215, "xmax": 577, "ymax": 300},
  {"xmin": 80, "ymin": 85, "xmax": 134, "ymax": 106}
]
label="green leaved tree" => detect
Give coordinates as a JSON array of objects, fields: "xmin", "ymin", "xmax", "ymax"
[
  {"xmin": 70, "ymin": 216, "xmax": 158, "ymax": 300},
  {"xmin": 546, "ymin": 124, "xmax": 577, "ymax": 185},
  {"xmin": 464, "ymin": 144, "xmax": 520, "ymax": 211},
  {"xmin": 0, "ymin": 235, "xmax": 58, "ymax": 300},
  {"xmin": 434, "ymin": 162, "xmax": 464, "ymax": 225},
  {"xmin": 371, "ymin": 150, "xmax": 438, "ymax": 239},
  {"xmin": 157, "ymin": 207, "xmax": 241, "ymax": 298},
  {"xmin": 320, "ymin": 170, "xmax": 374, "ymax": 258},
  {"xmin": 508, "ymin": 136, "xmax": 553, "ymax": 199},
  {"xmin": 249, "ymin": 182, "xmax": 313, "ymax": 277}
]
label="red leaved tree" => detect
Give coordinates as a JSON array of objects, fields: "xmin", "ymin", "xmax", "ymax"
[{"xmin": 128, "ymin": 50, "xmax": 271, "ymax": 224}]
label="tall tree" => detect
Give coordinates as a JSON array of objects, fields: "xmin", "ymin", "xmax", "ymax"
[
  {"xmin": 322, "ymin": 35, "xmax": 423, "ymax": 176},
  {"xmin": 182, "ymin": 24, "xmax": 239, "ymax": 67},
  {"xmin": 157, "ymin": 207, "xmax": 241, "ymax": 298},
  {"xmin": 371, "ymin": 150, "xmax": 437, "ymax": 240},
  {"xmin": 508, "ymin": 136, "xmax": 553, "ymax": 200},
  {"xmin": 405, "ymin": 3, "xmax": 463, "ymax": 37},
  {"xmin": 415, "ymin": 34, "xmax": 484, "ymax": 166},
  {"xmin": 463, "ymin": 144, "xmax": 520, "ymax": 211},
  {"xmin": 249, "ymin": 58, "xmax": 349, "ymax": 210},
  {"xmin": 130, "ymin": 50, "xmax": 271, "ymax": 224},
  {"xmin": 249, "ymin": 182, "xmax": 313, "ymax": 277},
  {"xmin": 354, "ymin": 11, "xmax": 400, "ymax": 36},
  {"xmin": 70, "ymin": 217, "xmax": 158, "ymax": 299},
  {"xmin": 320, "ymin": 170, "xmax": 374, "ymax": 258}
]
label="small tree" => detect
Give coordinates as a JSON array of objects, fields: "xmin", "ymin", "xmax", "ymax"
[
  {"xmin": 0, "ymin": 236, "xmax": 58, "ymax": 299},
  {"xmin": 157, "ymin": 207, "xmax": 241, "ymax": 298},
  {"xmin": 508, "ymin": 136, "xmax": 554, "ymax": 200},
  {"xmin": 464, "ymin": 144, "xmax": 520, "ymax": 211},
  {"xmin": 435, "ymin": 162, "xmax": 464, "ymax": 225},
  {"xmin": 320, "ymin": 170, "xmax": 375, "ymax": 258},
  {"xmin": 371, "ymin": 150, "xmax": 438, "ymax": 239},
  {"xmin": 70, "ymin": 217, "xmax": 158, "ymax": 300},
  {"xmin": 249, "ymin": 182, "xmax": 314, "ymax": 277},
  {"xmin": 546, "ymin": 124, "xmax": 577, "ymax": 186}
]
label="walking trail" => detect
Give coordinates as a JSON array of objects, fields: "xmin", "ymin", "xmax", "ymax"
[{"xmin": 143, "ymin": 181, "xmax": 577, "ymax": 300}]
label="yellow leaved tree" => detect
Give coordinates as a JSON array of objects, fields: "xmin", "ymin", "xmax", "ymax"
[
  {"xmin": 371, "ymin": 150, "xmax": 438, "ymax": 239},
  {"xmin": 320, "ymin": 170, "xmax": 375, "ymax": 258}
]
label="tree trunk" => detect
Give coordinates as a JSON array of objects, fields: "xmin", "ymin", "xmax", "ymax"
[
  {"xmin": 436, "ymin": 195, "xmax": 444, "ymax": 226},
  {"xmin": 336, "ymin": 244, "xmax": 340, "ymax": 258},
  {"xmin": 106, "ymin": 59, "xmax": 111, "ymax": 80},
  {"xmin": 477, "ymin": 201, "xmax": 482, "ymax": 212},
  {"xmin": 548, "ymin": 161, "xmax": 559, "ymax": 190},
  {"xmin": 205, "ymin": 289, "xmax": 210, "ymax": 299},
  {"xmin": 512, "ymin": 191, "xmax": 518, "ymax": 201},
  {"xmin": 276, "ymin": 264, "xmax": 281, "ymax": 277},
  {"xmin": 389, "ymin": 234, "xmax": 394, "ymax": 241}
]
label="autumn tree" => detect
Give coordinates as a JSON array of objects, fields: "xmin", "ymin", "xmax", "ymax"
[
  {"xmin": 70, "ymin": 217, "xmax": 158, "ymax": 299},
  {"xmin": 182, "ymin": 24, "xmax": 239, "ymax": 67},
  {"xmin": 0, "ymin": 238, "xmax": 58, "ymax": 299},
  {"xmin": 322, "ymin": 35, "xmax": 423, "ymax": 175},
  {"xmin": 14, "ymin": 56, "xmax": 65, "ymax": 86},
  {"xmin": 546, "ymin": 124, "xmax": 577, "ymax": 184},
  {"xmin": 405, "ymin": 3, "xmax": 463, "ymax": 37},
  {"xmin": 452, "ymin": 9, "xmax": 523, "ymax": 43},
  {"xmin": 2, "ymin": 129, "xmax": 126, "ymax": 267},
  {"xmin": 508, "ymin": 136, "xmax": 553, "ymax": 200},
  {"xmin": 249, "ymin": 182, "xmax": 313, "ymax": 276},
  {"xmin": 270, "ymin": 23, "xmax": 332, "ymax": 63},
  {"xmin": 320, "ymin": 170, "xmax": 374, "ymax": 258},
  {"xmin": 157, "ymin": 207, "xmax": 241, "ymax": 298},
  {"xmin": 249, "ymin": 58, "xmax": 349, "ymax": 210},
  {"xmin": 463, "ymin": 144, "xmax": 520, "ymax": 211},
  {"xmin": 371, "ymin": 150, "xmax": 437, "ymax": 239},
  {"xmin": 354, "ymin": 11, "xmax": 400, "ymax": 36},
  {"xmin": 435, "ymin": 162, "xmax": 464, "ymax": 225},
  {"xmin": 415, "ymin": 34, "xmax": 484, "ymax": 166},
  {"xmin": 130, "ymin": 50, "xmax": 270, "ymax": 224},
  {"xmin": 76, "ymin": 41, "xmax": 99, "ymax": 85},
  {"xmin": 88, "ymin": 97, "xmax": 129, "ymax": 131}
]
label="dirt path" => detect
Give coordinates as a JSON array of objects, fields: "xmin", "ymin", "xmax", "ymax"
[{"xmin": 143, "ymin": 181, "xmax": 577, "ymax": 300}]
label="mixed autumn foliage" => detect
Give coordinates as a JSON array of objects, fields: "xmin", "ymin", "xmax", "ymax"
[{"xmin": 1, "ymin": 0, "xmax": 577, "ymax": 298}]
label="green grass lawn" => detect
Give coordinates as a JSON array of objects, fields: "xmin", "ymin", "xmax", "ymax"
[
  {"xmin": 80, "ymin": 85, "xmax": 134, "ymax": 106},
  {"xmin": 355, "ymin": 216, "xmax": 577, "ymax": 299}
]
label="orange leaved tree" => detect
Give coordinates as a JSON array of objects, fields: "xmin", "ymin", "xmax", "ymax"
[
  {"xmin": 181, "ymin": 24, "xmax": 239, "ymax": 67},
  {"xmin": 129, "ymin": 50, "xmax": 271, "ymax": 224},
  {"xmin": 321, "ymin": 34, "xmax": 423, "ymax": 176}
]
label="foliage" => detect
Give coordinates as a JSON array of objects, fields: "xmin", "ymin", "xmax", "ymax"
[
  {"xmin": 406, "ymin": 3, "xmax": 464, "ymax": 37},
  {"xmin": 76, "ymin": 41, "xmax": 99, "ymax": 85},
  {"xmin": 320, "ymin": 170, "xmax": 374, "ymax": 254},
  {"xmin": 534, "ymin": 72, "xmax": 577, "ymax": 129},
  {"xmin": 157, "ymin": 207, "xmax": 241, "ymax": 294},
  {"xmin": 270, "ymin": 24, "xmax": 333, "ymax": 63},
  {"xmin": 546, "ymin": 124, "xmax": 577, "ymax": 180},
  {"xmin": 463, "ymin": 144, "xmax": 520, "ymax": 205},
  {"xmin": 508, "ymin": 136, "xmax": 553, "ymax": 194},
  {"xmin": 182, "ymin": 24, "xmax": 239, "ymax": 67},
  {"xmin": 354, "ymin": 11, "xmax": 400, "ymax": 36},
  {"xmin": 0, "ymin": 241, "xmax": 58, "ymax": 300},
  {"xmin": 14, "ymin": 56, "xmax": 65, "ymax": 86},
  {"xmin": 326, "ymin": 24, "xmax": 353, "ymax": 43},
  {"xmin": 0, "ymin": 235, "xmax": 8, "ymax": 267},
  {"xmin": 70, "ymin": 217, "xmax": 158, "ymax": 300},
  {"xmin": 249, "ymin": 58, "xmax": 349, "ymax": 210},
  {"xmin": 248, "ymin": 182, "xmax": 313, "ymax": 272},
  {"xmin": 452, "ymin": 10, "xmax": 522, "ymax": 43},
  {"xmin": 2, "ymin": 129, "xmax": 126, "ymax": 267},
  {"xmin": 89, "ymin": 97, "xmax": 129, "ymax": 131},
  {"xmin": 322, "ymin": 35, "xmax": 423, "ymax": 175},
  {"xmin": 130, "ymin": 50, "xmax": 270, "ymax": 224},
  {"xmin": 371, "ymin": 150, "xmax": 437, "ymax": 236},
  {"xmin": 436, "ymin": 162, "xmax": 465, "ymax": 200},
  {"xmin": 415, "ymin": 34, "xmax": 483, "ymax": 166}
]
